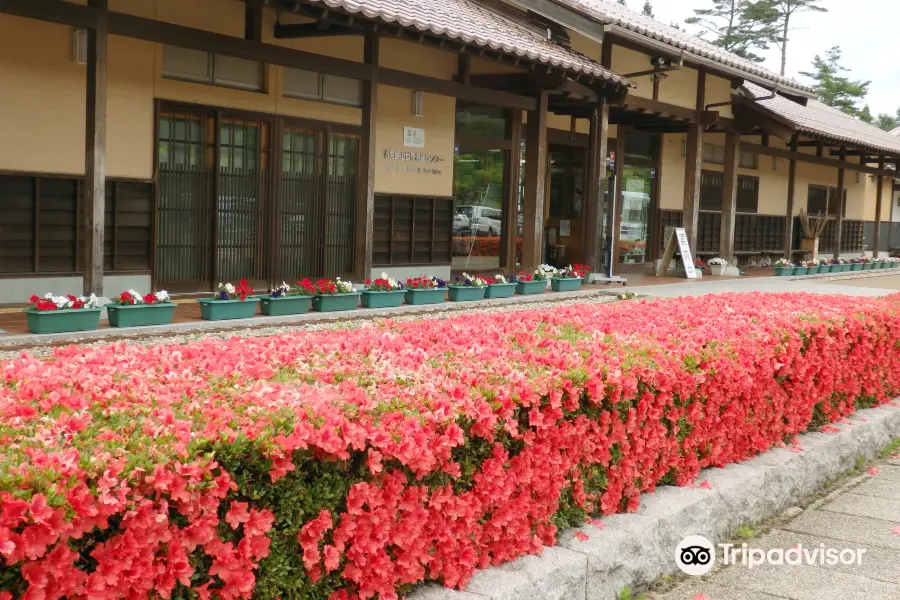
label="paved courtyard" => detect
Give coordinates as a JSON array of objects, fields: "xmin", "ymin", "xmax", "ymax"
[
  {"xmin": 625, "ymin": 272, "xmax": 900, "ymax": 298},
  {"xmin": 649, "ymin": 453, "xmax": 900, "ymax": 600}
]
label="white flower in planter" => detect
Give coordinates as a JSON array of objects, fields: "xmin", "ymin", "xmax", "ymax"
[
  {"xmin": 708, "ymin": 257, "xmax": 729, "ymax": 267},
  {"xmin": 335, "ymin": 278, "xmax": 354, "ymax": 294}
]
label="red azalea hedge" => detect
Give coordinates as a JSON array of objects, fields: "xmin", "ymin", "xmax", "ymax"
[{"xmin": 2, "ymin": 293, "xmax": 900, "ymax": 600}]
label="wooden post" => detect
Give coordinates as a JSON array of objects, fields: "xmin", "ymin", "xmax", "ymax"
[
  {"xmin": 682, "ymin": 69, "xmax": 706, "ymax": 254},
  {"xmin": 502, "ymin": 109, "xmax": 523, "ymax": 273},
  {"xmin": 720, "ymin": 129, "xmax": 739, "ymax": 261},
  {"xmin": 874, "ymin": 156, "xmax": 885, "ymax": 257},
  {"xmin": 833, "ymin": 146, "xmax": 846, "ymax": 259},
  {"xmin": 355, "ymin": 32, "xmax": 378, "ymax": 281},
  {"xmin": 84, "ymin": 0, "xmax": 108, "ymax": 296},
  {"xmin": 784, "ymin": 136, "xmax": 798, "ymax": 259},
  {"xmin": 522, "ymin": 91, "xmax": 549, "ymax": 274},
  {"xmin": 583, "ymin": 101, "xmax": 609, "ymax": 272}
]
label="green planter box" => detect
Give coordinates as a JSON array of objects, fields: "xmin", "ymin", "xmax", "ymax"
[
  {"xmin": 312, "ymin": 292, "xmax": 360, "ymax": 312},
  {"xmin": 551, "ymin": 277, "xmax": 583, "ymax": 292},
  {"xmin": 404, "ymin": 288, "xmax": 446, "ymax": 305},
  {"xmin": 851, "ymin": 263, "xmax": 864, "ymax": 271},
  {"xmin": 360, "ymin": 290, "xmax": 406, "ymax": 309},
  {"xmin": 198, "ymin": 297, "xmax": 259, "ymax": 321},
  {"xmin": 793, "ymin": 267, "xmax": 808, "ymax": 275},
  {"xmin": 863, "ymin": 263, "xmax": 874, "ymax": 270},
  {"xmin": 841, "ymin": 263, "xmax": 852, "ymax": 272},
  {"xmin": 516, "ymin": 280, "xmax": 547, "ymax": 295},
  {"xmin": 448, "ymin": 285, "xmax": 486, "ymax": 302},
  {"xmin": 24, "ymin": 307, "xmax": 102, "ymax": 335},
  {"xmin": 880, "ymin": 262, "xmax": 890, "ymax": 269},
  {"xmin": 807, "ymin": 266, "xmax": 820, "ymax": 274},
  {"xmin": 484, "ymin": 283, "xmax": 517, "ymax": 299},
  {"xmin": 260, "ymin": 295, "xmax": 312, "ymax": 316},
  {"xmin": 775, "ymin": 267, "xmax": 794, "ymax": 276},
  {"xmin": 892, "ymin": 262, "xmax": 899, "ymax": 269},
  {"xmin": 106, "ymin": 303, "xmax": 176, "ymax": 328},
  {"xmin": 823, "ymin": 264, "xmax": 837, "ymax": 273}
]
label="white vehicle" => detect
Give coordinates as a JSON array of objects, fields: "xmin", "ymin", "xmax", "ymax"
[{"xmin": 453, "ymin": 205, "xmax": 502, "ymax": 236}]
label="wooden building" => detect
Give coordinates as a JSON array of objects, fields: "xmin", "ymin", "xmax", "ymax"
[{"xmin": 0, "ymin": 0, "xmax": 898, "ymax": 301}]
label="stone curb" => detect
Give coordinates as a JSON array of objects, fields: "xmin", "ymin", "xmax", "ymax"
[
  {"xmin": 0, "ymin": 288, "xmax": 622, "ymax": 350},
  {"xmin": 409, "ymin": 403, "xmax": 900, "ymax": 600}
]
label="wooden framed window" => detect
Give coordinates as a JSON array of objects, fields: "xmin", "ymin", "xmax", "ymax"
[
  {"xmin": 737, "ymin": 175, "xmax": 759, "ymax": 214},
  {"xmin": 699, "ymin": 170, "xmax": 724, "ymax": 211},
  {"xmin": 162, "ymin": 45, "xmax": 264, "ymax": 92},
  {"xmin": 283, "ymin": 67, "xmax": 362, "ymax": 107}
]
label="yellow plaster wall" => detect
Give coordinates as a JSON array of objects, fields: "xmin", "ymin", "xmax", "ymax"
[
  {"xmin": 659, "ymin": 134, "xmax": 685, "ymax": 210},
  {"xmin": 610, "ymin": 45, "xmax": 652, "ymax": 101}
]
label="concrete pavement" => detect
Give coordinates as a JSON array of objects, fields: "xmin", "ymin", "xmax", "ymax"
[{"xmin": 627, "ymin": 273, "xmax": 900, "ymax": 298}]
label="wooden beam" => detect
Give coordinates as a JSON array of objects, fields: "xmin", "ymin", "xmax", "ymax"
[
  {"xmin": 506, "ymin": 0, "xmax": 605, "ymax": 43},
  {"xmin": 354, "ymin": 32, "xmax": 378, "ymax": 281},
  {"xmin": 784, "ymin": 136, "xmax": 798, "ymax": 258},
  {"xmin": 732, "ymin": 102, "xmax": 797, "ymax": 140},
  {"xmin": 244, "ymin": 1, "xmax": 263, "ymax": 41},
  {"xmin": 522, "ymin": 91, "xmax": 549, "ymax": 273},
  {"xmin": 502, "ymin": 109, "xmax": 524, "ymax": 273},
  {"xmin": 740, "ymin": 142, "xmax": 898, "ymax": 178},
  {"xmin": 0, "ymin": 0, "xmax": 98, "ymax": 28},
  {"xmin": 84, "ymin": 0, "xmax": 107, "ymax": 296},
  {"xmin": 682, "ymin": 69, "xmax": 706, "ymax": 254},
  {"xmin": 583, "ymin": 101, "xmax": 610, "ymax": 271},
  {"xmin": 620, "ymin": 95, "xmax": 700, "ymax": 122},
  {"xmin": 273, "ymin": 22, "xmax": 358, "ymax": 39},
  {"xmin": 874, "ymin": 157, "xmax": 885, "ymax": 256},
  {"xmin": 720, "ymin": 129, "xmax": 739, "ymax": 261},
  {"xmin": 833, "ymin": 146, "xmax": 846, "ymax": 259}
]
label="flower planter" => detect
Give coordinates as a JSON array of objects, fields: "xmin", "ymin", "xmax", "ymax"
[
  {"xmin": 550, "ymin": 277, "xmax": 583, "ymax": 292},
  {"xmin": 198, "ymin": 297, "xmax": 259, "ymax": 321},
  {"xmin": 24, "ymin": 308, "xmax": 102, "ymax": 335},
  {"xmin": 863, "ymin": 263, "xmax": 874, "ymax": 270},
  {"xmin": 360, "ymin": 290, "xmax": 406, "ymax": 309},
  {"xmin": 259, "ymin": 295, "xmax": 312, "ymax": 317},
  {"xmin": 447, "ymin": 286, "xmax": 486, "ymax": 302},
  {"xmin": 807, "ymin": 266, "xmax": 820, "ymax": 275},
  {"xmin": 792, "ymin": 267, "xmax": 807, "ymax": 275},
  {"xmin": 404, "ymin": 288, "xmax": 446, "ymax": 305},
  {"xmin": 312, "ymin": 292, "xmax": 360, "ymax": 312},
  {"xmin": 880, "ymin": 262, "xmax": 890, "ymax": 269},
  {"xmin": 775, "ymin": 267, "xmax": 794, "ymax": 276},
  {"xmin": 516, "ymin": 280, "xmax": 547, "ymax": 295},
  {"xmin": 484, "ymin": 283, "xmax": 517, "ymax": 299},
  {"xmin": 841, "ymin": 264, "xmax": 852, "ymax": 272},
  {"xmin": 106, "ymin": 303, "xmax": 176, "ymax": 328},
  {"xmin": 850, "ymin": 263, "xmax": 864, "ymax": 271}
]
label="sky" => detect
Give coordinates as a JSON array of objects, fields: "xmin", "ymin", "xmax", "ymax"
[{"xmin": 634, "ymin": 0, "xmax": 900, "ymax": 117}]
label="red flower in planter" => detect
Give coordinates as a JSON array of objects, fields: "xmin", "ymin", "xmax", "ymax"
[{"xmin": 236, "ymin": 279, "xmax": 253, "ymax": 302}]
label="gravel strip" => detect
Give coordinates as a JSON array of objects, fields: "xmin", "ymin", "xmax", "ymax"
[{"xmin": 0, "ymin": 294, "xmax": 622, "ymax": 360}]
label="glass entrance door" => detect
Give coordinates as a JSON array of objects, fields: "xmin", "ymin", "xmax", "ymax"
[{"xmin": 618, "ymin": 165, "xmax": 654, "ymax": 264}]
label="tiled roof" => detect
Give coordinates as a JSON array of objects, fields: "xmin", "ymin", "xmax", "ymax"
[
  {"xmin": 890, "ymin": 126, "xmax": 900, "ymax": 137},
  {"xmin": 298, "ymin": 0, "xmax": 631, "ymax": 87},
  {"xmin": 741, "ymin": 82, "xmax": 900, "ymax": 157},
  {"xmin": 551, "ymin": 0, "xmax": 812, "ymax": 94}
]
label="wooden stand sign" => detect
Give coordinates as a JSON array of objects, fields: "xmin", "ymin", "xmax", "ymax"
[{"xmin": 657, "ymin": 227, "xmax": 698, "ymax": 279}]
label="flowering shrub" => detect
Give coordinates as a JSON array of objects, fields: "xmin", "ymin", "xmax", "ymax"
[
  {"xmin": 115, "ymin": 289, "xmax": 170, "ymax": 305},
  {"xmin": 216, "ymin": 280, "xmax": 253, "ymax": 301},
  {"xmin": 364, "ymin": 274, "xmax": 402, "ymax": 292},
  {"xmin": 405, "ymin": 275, "xmax": 447, "ymax": 289},
  {"xmin": 453, "ymin": 273, "xmax": 488, "ymax": 287},
  {"xmin": 3, "ymin": 293, "xmax": 900, "ymax": 600},
  {"xmin": 315, "ymin": 278, "xmax": 354, "ymax": 295},
  {"xmin": 270, "ymin": 279, "xmax": 316, "ymax": 298},
  {"xmin": 26, "ymin": 293, "xmax": 99, "ymax": 311}
]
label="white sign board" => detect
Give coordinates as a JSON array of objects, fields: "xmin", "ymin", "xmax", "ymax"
[
  {"xmin": 675, "ymin": 227, "xmax": 698, "ymax": 279},
  {"xmin": 403, "ymin": 126, "xmax": 425, "ymax": 148},
  {"xmin": 559, "ymin": 220, "xmax": 571, "ymax": 237}
]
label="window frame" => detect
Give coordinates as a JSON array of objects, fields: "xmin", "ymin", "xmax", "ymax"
[
  {"xmin": 162, "ymin": 45, "xmax": 265, "ymax": 93},
  {"xmin": 283, "ymin": 67, "xmax": 363, "ymax": 107}
]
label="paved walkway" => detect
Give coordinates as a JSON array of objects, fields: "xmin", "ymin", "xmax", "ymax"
[
  {"xmin": 627, "ymin": 273, "xmax": 900, "ymax": 298},
  {"xmin": 649, "ymin": 454, "xmax": 900, "ymax": 600}
]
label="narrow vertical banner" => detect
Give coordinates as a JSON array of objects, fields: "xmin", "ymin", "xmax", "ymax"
[
  {"xmin": 834, "ymin": 146, "xmax": 846, "ymax": 259},
  {"xmin": 720, "ymin": 130, "xmax": 739, "ymax": 261},
  {"xmin": 521, "ymin": 91, "xmax": 549, "ymax": 274},
  {"xmin": 84, "ymin": 0, "xmax": 108, "ymax": 296},
  {"xmin": 784, "ymin": 136, "xmax": 798, "ymax": 259},
  {"xmin": 682, "ymin": 69, "xmax": 705, "ymax": 255},
  {"xmin": 355, "ymin": 32, "xmax": 378, "ymax": 281},
  {"xmin": 874, "ymin": 157, "xmax": 885, "ymax": 257},
  {"xmin": 502, "ymin": 109, "xmax": 523, "ymax": 273}
]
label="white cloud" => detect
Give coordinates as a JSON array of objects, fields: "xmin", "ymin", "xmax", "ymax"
[{"xmin": 642, "ymin": 0, "xmax": 900, "ymax": 116}]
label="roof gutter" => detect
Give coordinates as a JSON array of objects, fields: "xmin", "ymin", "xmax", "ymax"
[{"xmin": 605, "ymin": 24, "xmax": 815, "ymax": 102}]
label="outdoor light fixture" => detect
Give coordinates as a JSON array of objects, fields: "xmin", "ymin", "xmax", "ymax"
[
  {"xmin": 72, "ymin": 29, "xmax": 87, "ymax": 65},
  {"xmin": 412, "ymin": 91, "xmax": 424, "ymax": 117}
]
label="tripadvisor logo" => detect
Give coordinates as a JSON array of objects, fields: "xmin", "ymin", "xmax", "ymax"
[{"xmin": 675, "ymin": 535, "xmax": 868, "ymax": 576}]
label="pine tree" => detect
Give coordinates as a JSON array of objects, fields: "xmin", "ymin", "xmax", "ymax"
[
  {"xmin": 642, "ymin": 1, "xmax": 654, "ymax": 18},
  {"xmin": 800, "ymin": 47, "xmax": 871, "ymax": 120},
  {"xmin": 685, "ymin": 0, "xmax": 780, "ymax": 63},
  {"xmin": 873, "ymin": 109, "xmax": 900, "ymax": 132},
  {"xmin": 763, "ymin": 0, "xmax": 828, "ymax": 76}
]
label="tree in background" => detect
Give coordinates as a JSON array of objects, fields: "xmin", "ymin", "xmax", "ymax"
[
  {"xmin": 800, "ymin": 46, "xmax": 872, "ymax": 120},
  {"xmin": 872, "ymin": 109, "xmax": 900, "ymax": 133},
  {"xmin": 686, "ymin": 0, "xmax": 780, "ymax": 63},
  {"xmin": 642, "ymin": 1, "xmax": 654, "ymax": 18},
  {"xmin": 764, "ymin": 0, "xmax": 827, "ymax": 76}
]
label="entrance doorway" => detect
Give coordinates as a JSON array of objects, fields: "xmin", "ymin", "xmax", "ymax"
[
  {"xmin": 617, "ymin": 132, "xmax": 659, "ymax": 267},
  {"xmin": 546, "ymin": 143, "xmax": 586, "ymax": 268}
]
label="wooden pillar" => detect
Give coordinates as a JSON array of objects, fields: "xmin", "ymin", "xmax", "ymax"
[
  {"xmin": 833, "ymin": 146, "xmax": 846, "ymax": 259},
  {"xmin": 355, "ymin": 32, "xmax": 378, "ymax": 281},
  {"xmin": 521, "ymin": 91, "xmax": 549, "ymax": 274},
  {"xmin": 84, "ymin": 0, "xmax": 108, "ymax": 296},
  {"xmin": 583, "ymin": 101, "xmax": 610, "ymax": 272},
  {"xmin": 683, "ymin": 69, "xmax": 706, "ymax": 254},
  {"xmin": 784, "ymin": 136, "xmax": 798, "ymax": 259},
  {"xmin": 501, "ymin": 109, "xmax": 523, "ymax": 273},
  {"xmin": 874, "ymin": 157, "xmax": 885, "ymax": 257},
  {"xmin": 719, "ymin": 129, "xmax": 739, "ymax": 261}
]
